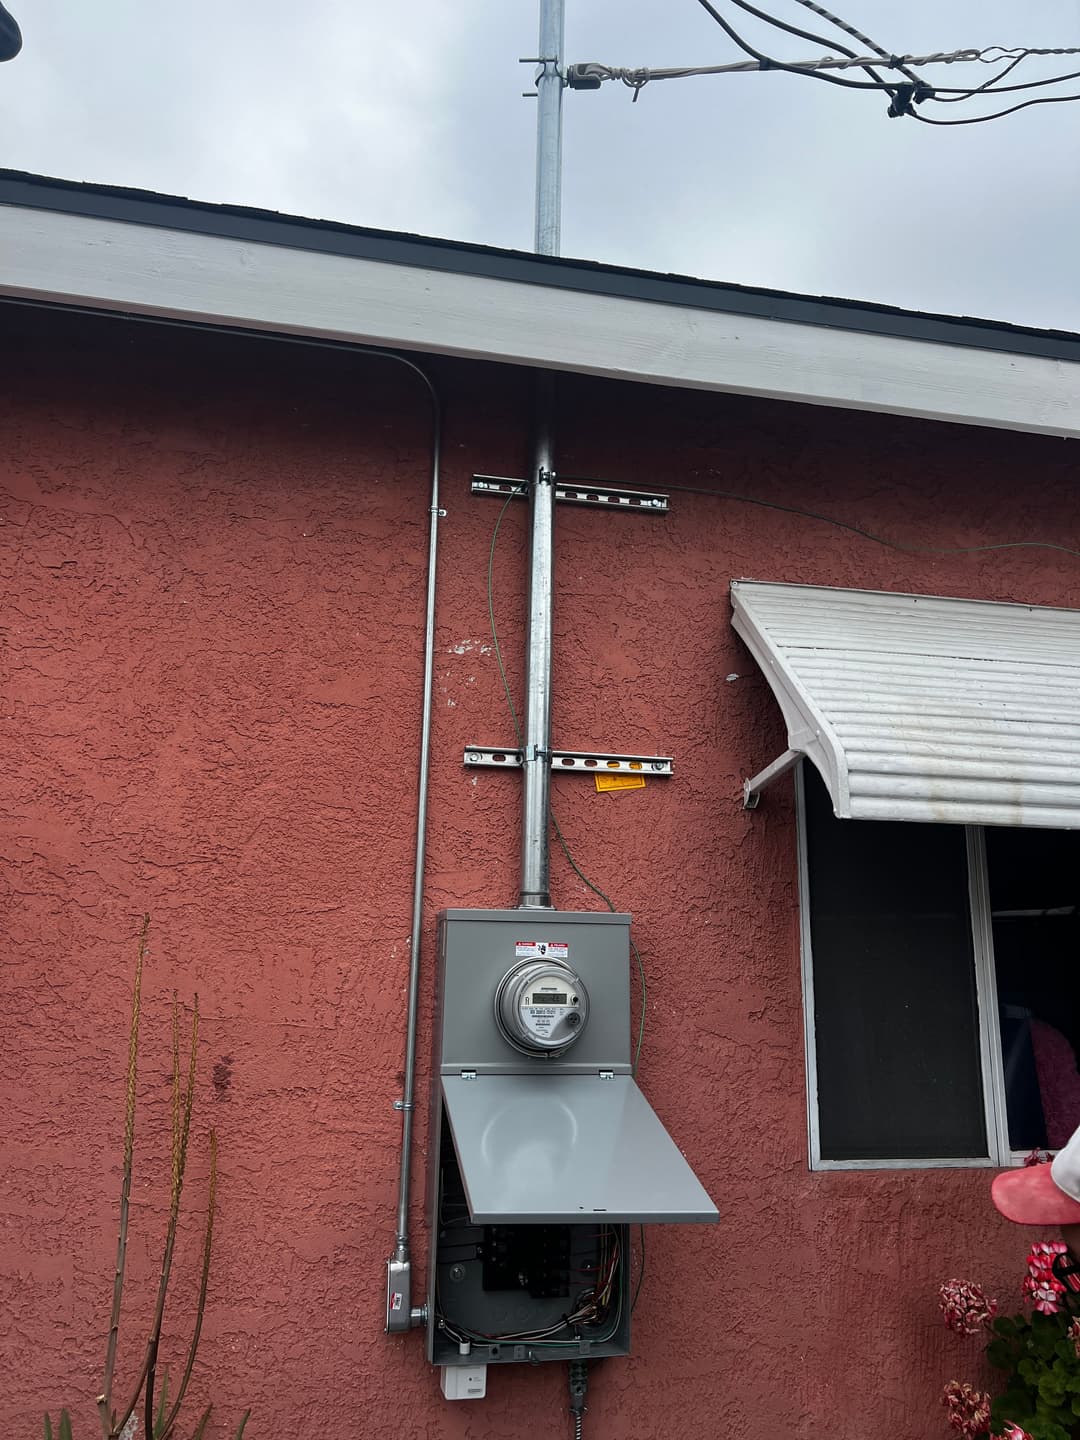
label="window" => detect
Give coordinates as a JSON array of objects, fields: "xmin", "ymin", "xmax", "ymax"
[{"xmin": 799, "ymin": 763, "xmax": 1080, "ymax": 1169}]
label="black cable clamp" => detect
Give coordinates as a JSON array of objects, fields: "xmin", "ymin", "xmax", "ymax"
[{"xmin": 887, "ymin": 80, "xmax": 935, "ymax": 117}]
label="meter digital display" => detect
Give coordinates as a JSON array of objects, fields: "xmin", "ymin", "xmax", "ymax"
[{"xmin": 494, "ymin": 959, "xmax": 590, "ymax": 1056}]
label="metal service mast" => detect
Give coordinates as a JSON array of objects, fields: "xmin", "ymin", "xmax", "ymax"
[{"xmin": 519, "ymin": 0, "xmax": 564, "ymax": 910}]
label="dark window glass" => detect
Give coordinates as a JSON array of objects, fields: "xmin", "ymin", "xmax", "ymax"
[
  {"xmin": 986, "ymin": 827, "xmax": 1080, "ymax": 1153},
  {"xmin": 804, "ymin": 765, "xmax": 987, "ymax": 1161}
]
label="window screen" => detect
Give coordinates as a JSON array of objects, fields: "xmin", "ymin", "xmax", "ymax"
[
  {"xmin": 803, "ymin": 765, "xmax": 987, "ymax": 1161},
  {"xmin": 986, "ymin": 827, "xmax": 1080, "ymax": 1153}
]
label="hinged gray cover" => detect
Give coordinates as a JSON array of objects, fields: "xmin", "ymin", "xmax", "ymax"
[{"xmin": 441, "ymin": 1073, "xmax": 718, "ymax": 1224}]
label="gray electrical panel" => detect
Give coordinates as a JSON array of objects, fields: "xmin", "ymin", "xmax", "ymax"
[{"xmin": 426, "ymin": 908, "xmax": 717, "ymax": 1370}]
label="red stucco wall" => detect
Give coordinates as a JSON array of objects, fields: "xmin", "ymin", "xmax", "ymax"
[{"xmin": 3, "ymin": 306, "xmax": 1078, "ymax": 1438}]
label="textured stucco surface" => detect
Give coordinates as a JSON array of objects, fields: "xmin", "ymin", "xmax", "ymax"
[{"xmin": 3, "ymin": 305, "xmax": 1079, "ymax": 1438}]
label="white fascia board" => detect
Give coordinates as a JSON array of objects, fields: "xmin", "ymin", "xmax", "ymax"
[{"xmin": 2, "ymin": 203, "xmax": 1079, "ymax": 439}]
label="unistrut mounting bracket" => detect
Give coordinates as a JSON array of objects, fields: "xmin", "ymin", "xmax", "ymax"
[
  {"xmin": 472, "ymin": 475, "xmax": 669, "ymax": 514},
  {"xmin": 464, "ymin": 746, "xmax": 673, "ymax": 776}
]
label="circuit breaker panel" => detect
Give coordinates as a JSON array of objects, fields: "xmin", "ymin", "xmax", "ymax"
[{"xmin": 426, "ymin": 909, "xmax": 717, "ymax": 1371}]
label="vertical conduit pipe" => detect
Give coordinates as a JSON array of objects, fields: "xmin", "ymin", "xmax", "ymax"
[
  {"xmin": 384, "ymin": 355, "xmax": 442, "ymax": 1331},
  {"xmin": 519, "ymin": 375, "xmax": 556, "ymax": 908},
  {"xmin": 519, "ymin": 0, "xmax": 564, "ymax": 909},
  {"xmin": 8, "ymin": 304, "xmax": 444, "ymax": 1334}
]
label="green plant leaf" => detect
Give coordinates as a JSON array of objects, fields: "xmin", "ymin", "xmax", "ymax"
[
  {"xmin": 1036, "ymin": 1375, "xmax": 1066, "ymax": 1408},
  {"xmin": 987, "ymin": 1337, "xmax": 1016, "ymax": 1369},
  {"xmin": 43, "ymin": 1416, "xmax": 53, "ymax": 1440},
  {"xmin": 233, "ymin": 1411, "xmax": 251, "ymax": 1440},
  {"xmin": 189, "ymin": 1405, "xmax": 212, "ymax": 1440},
  {"xmin": 59, "ymin": 1412, "xmax": 73, "ymax": 1440},
  {"xmin": 155, "ymin": 1365, "xmax": 170, "ymax": 1438}
]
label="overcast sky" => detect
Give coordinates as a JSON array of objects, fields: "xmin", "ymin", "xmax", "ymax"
[{"xmin": 2, "ymin": 1, "xmax": 1079, "ymax": 329}]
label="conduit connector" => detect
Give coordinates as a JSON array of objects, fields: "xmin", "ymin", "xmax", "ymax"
[{"xmin": 385, "ymin": 1251, "xmax": 427, "ymax": 1333}]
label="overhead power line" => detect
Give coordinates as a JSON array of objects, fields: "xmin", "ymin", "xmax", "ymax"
[
  {"xmin": 569, "ymin": 46, "xmax": 1080, "ymax": 92},
  {"xmin": 564, "ymin": 0, "xmax": 1080, "ymax": 122}
]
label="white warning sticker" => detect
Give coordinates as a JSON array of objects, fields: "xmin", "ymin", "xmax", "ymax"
[{"xmin": 515, "ymin": 939, "xmax": 569, "ymax": 960}]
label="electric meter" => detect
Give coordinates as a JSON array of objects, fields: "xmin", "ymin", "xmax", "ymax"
[{"xmin": 494, "ymin": 959, "xmax": 590, "ymax": 1056}]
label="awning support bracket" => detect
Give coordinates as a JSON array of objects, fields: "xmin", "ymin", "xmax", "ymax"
[{"xmin": 743, "ymin": 748, "xmax": 801, "ymax": 809}]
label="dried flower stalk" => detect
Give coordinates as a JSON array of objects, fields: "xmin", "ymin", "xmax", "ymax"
[{"xmin": 96, "ymin": 914, "xmax": 150, "ymax": 1440}]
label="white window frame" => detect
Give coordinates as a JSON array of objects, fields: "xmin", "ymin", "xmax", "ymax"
[{"xmin": 796, "ymin": 762, "xmax": 1027, "ymax": 1172}]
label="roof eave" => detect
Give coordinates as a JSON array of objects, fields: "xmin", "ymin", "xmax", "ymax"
[{"xmin": 1, "ymin": 185, "xmax": 1079, "ymax": 440}]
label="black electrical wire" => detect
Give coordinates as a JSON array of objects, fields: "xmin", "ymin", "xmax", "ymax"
[
  {"xmin": 557, "ymin": 475, "xmax": 1080, "ymax": 561},
  {"xmin": 631, "ymin": 1226, "xmax": 646, "ymax": 1314},
  {"xmin": 931, "ymin": 52, "xmax": 1028, "ymax": 103},
  {"xmin": 934, "ymin": 64, "xmax": 1080, "ymax": 101},
  {"xmin": 722, "ymin": 0, "xmax": 895, "ymax": 93},
  {"xmin": 908, "ymin": 63, "xmax": 1080, "ymax": 99},
  {"xmin": 914, "ymin": 88, "xmax": 1080, "ymax": 126},
  {"xmin": 691, "ymin": 0, "xmax": 893, "ymax": 91},
  {"xmin": 790, "ymin": 0, "xmax": 920, "ymax": 85},
  {"xmin": 694, "ymin": 0, "xmax": 1080, "ymax": 118}
]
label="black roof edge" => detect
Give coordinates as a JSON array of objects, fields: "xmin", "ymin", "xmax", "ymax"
[{"xmin": 3, "ymin": 168, "xmax": 1079, "ymax": 366}]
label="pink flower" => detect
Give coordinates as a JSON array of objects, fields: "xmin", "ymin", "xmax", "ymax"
[
  {"xmin": 940, "ymin": 1279, "xmax": 998, "ymax": 1335},
  {"xmin": 996, "ymin": 1426, "xmax": 1033, "ymax": 1440},
  {"xmin": 1023, "ymin": 1241, "xmax": 1068, "ymax": 1313},
  {"xmin": 942, "ymin": 1380, "xmax": 992, "ymax": 1438},
  {"xmin": 1023, "ymin": 1148, "xmax": 1052, "ymax": 1167},
  {"xmin": 1029, "ymin": 1240, "xmax": 1067, "ymax": 1263},
  {"xmin": 1022, "ymin": 1273, "xmax": 1065, "ymax": 1314}
]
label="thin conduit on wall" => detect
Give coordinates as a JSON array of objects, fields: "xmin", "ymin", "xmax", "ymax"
[{"xmin": 3, "ymin": 299, "xmax": 442, "ymax": 1326}]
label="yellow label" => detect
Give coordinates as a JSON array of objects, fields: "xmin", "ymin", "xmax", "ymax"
[{"xmin": 594, "ymin": 774, "xmax": 646, "ymax": 793}]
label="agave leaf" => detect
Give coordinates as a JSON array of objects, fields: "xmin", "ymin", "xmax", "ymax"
[
  {"xmin": 233, "ymin": 1410, "xmax": 251, "ymax": 1440},
  {"xmin": 154, "ymin": 1365, "xmax": 170, "ymax": 1437},
  {"xmin": 59, "ymin": 1411, "xmax": 73, "ymax": 1440},
  {"xmin": 189, "ymin": 1405, "xmax": 212, "ymax": 1440},
  {"xmin": 44, "ymin": 1415, "xmax": 54, "ymax": 1440}
]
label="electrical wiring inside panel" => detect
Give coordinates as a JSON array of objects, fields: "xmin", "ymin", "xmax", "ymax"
[{"xmin": 431, "ymin": 1127, "xmax": 630, "ymax": 1363}]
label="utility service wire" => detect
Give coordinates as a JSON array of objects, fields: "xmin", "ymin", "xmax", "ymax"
[
  {"xmin": 913, "ymin": 89, "xmax": 1080, "ymax": 126},
  {"xmin": 691, "ymin": 0, "xmax": 889, "ymax": 91},
  {"xmin": 789, "ymin": 0, "xmax": 921, "ymax": 84},
  {"xmin": 595, "ymin": 47, "xmax": 1080, "ymax": 93},
  {"xmin": 687, "ymin": 0, "xmax": 1080, "ymax": 117},
  {"xmin": 558, "ymin": 475, "xmax": 1080, "ymax": 562},
  {"xmin": 721, "ymin": 0, "xmax": 894, "ymax": 92}
]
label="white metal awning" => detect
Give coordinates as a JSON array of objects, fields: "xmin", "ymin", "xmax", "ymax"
[{"xmin": 731, "ymin": 580, "xmax": 1080, "ymax": 828}]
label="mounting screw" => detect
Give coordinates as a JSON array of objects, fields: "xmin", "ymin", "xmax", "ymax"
[
  {"xmin": 448, "ymin": 1263, "xmax": 467, "ymax": 1283},
  {"xmin": 651, "ymin": 761, "xmax": 664, "ymax": 771},
  {"xmin": 466, "ymin": 752, "xmax": 481, "ymax": 764}
]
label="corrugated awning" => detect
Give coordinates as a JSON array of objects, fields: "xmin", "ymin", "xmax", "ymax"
[
  {"xmin": 731, "ymin": 580, "xmax": 1080, "ymax": 828},
  {"xmin": 441, "ymin": 1074, "xmax": 718, "ymax": 1225}
]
